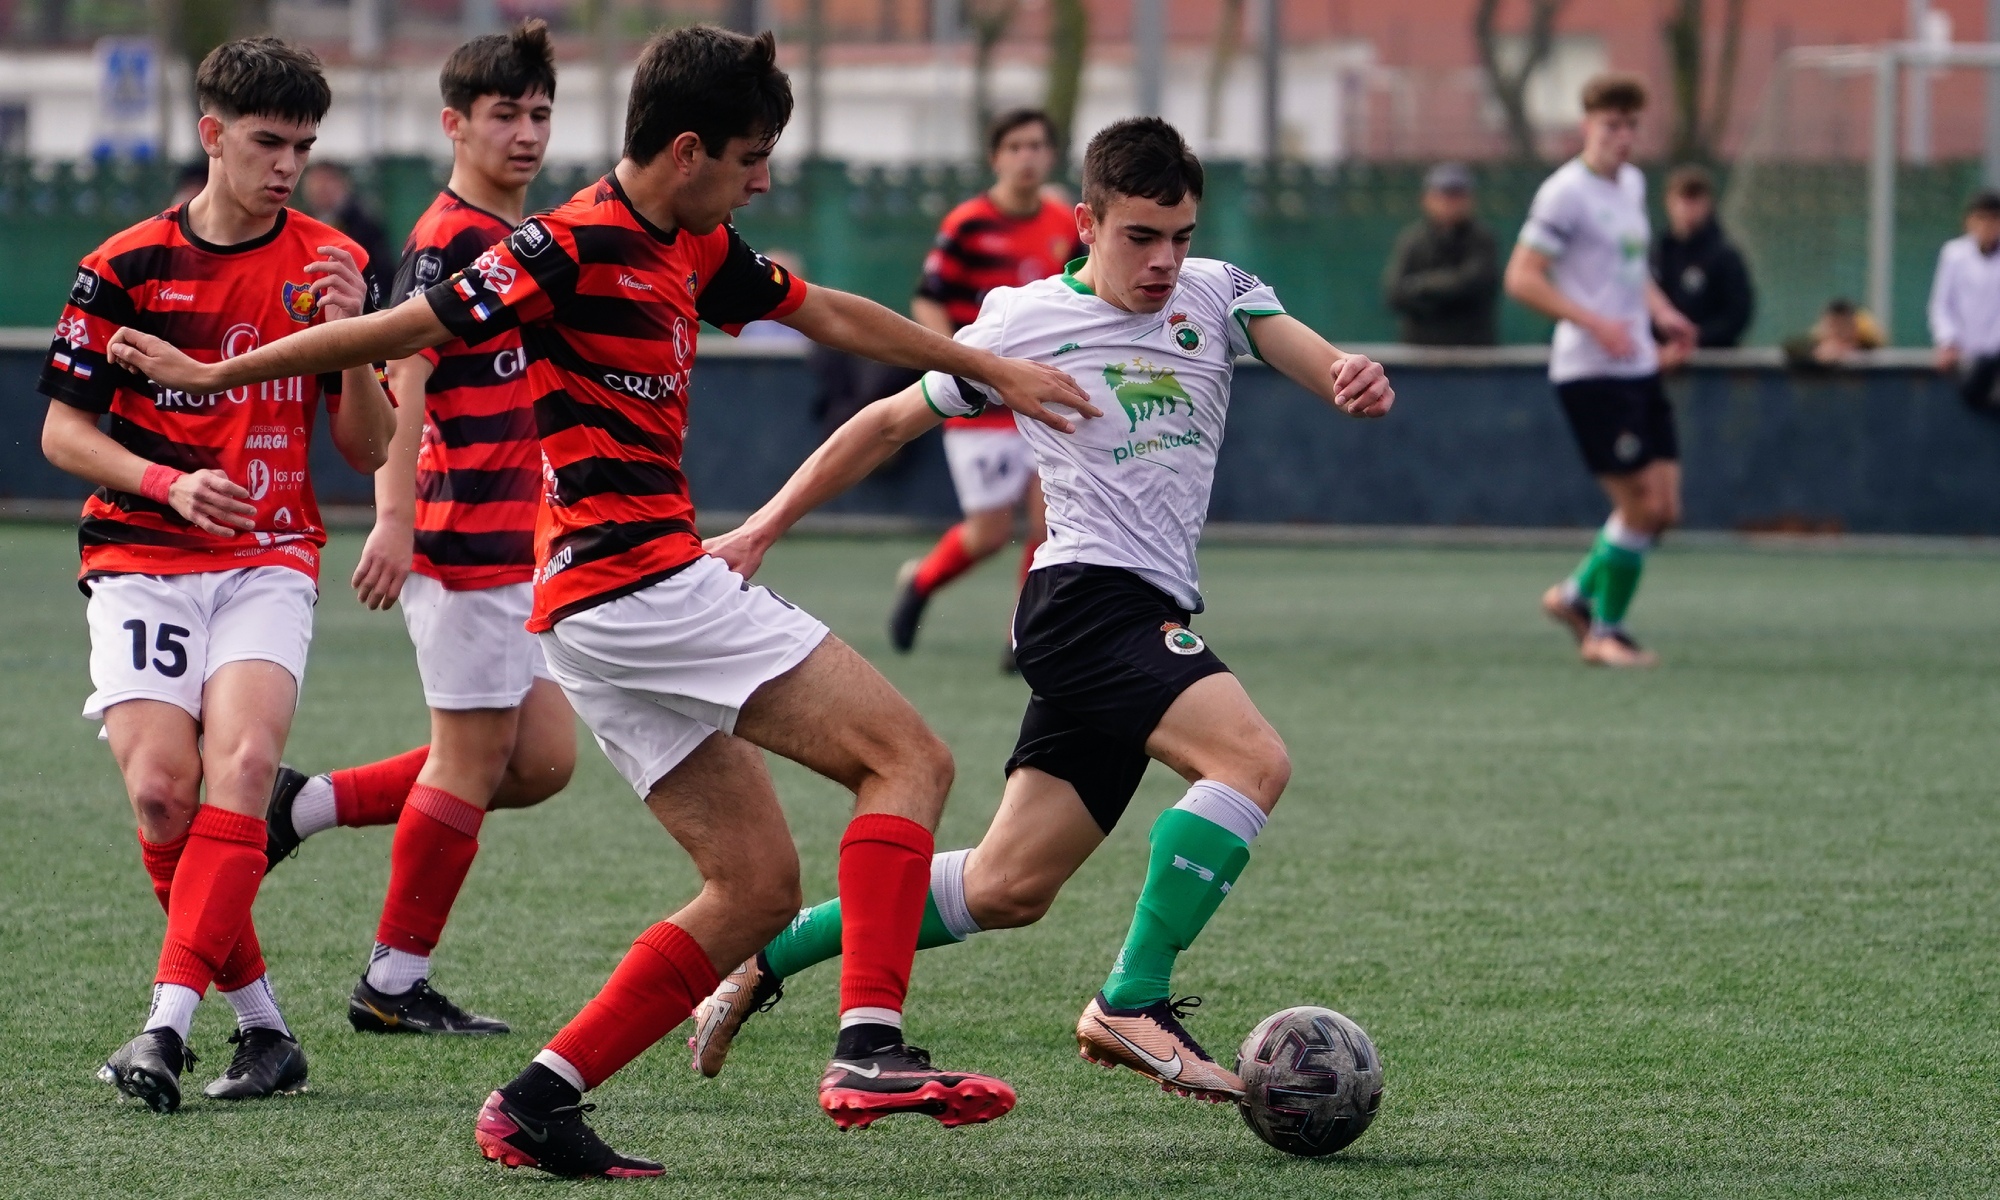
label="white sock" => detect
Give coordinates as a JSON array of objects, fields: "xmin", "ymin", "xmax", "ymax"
[
  {"xmin": 838, "ymin": 1006, "xmax": 903, "ymax": 1032},
  {"xmin": 532, "ymin": 1048, "xmax": 587, "ymax": 1093},
  {"xmin": 220, "ymin": 975, "xmax": 289, "ymax": 1035},
  {"xmin": 1174, "ymin": 779, "xmax": 1268, "ymax": 845},
  {"xmin": 1604, "ymin": 513, "xmax": 1655, "ymax": 553},
  {"xmin": 143, "ymin": 983, "xmax": 201, "ymax": 1040},
  {"xmin": 291, "ymin": 773, "xmax": 338, "ymax": 838},
  {"xmin": 365, "ymin": 943, "xmax": 430, "ymax": 995},
  {"xmin": 929, "ymin": 848, "xmax": 981, "ymax": 940}
]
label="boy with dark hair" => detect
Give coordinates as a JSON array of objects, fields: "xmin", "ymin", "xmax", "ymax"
[
  {"xmin": 894, "ymin": 107, "xmax": 1083, "ymax": 668},
  {"xmin": 264, "ymin": 19, "xmax": 568, "ymax": 1038},
  {"xmin": 1506, "ymin": 71, "xmax": 1695, "ymax": 667},
  {"xmin": 1928, "ymin": 190, "xmax": 2000, "ymax": 409},
  {"xmin": 42, "ymin": 35, "xmax": 396, "ymax": 1112},
  {"xmin": 111, "ymin": 24, "xmax": 1091, "ymax": 1176},
  {"xmin": 1650, "ymin": 164, "xmax": 1753, "ymax": 349},
  {"xmin": 687, "ymin": 116, "xmax": 1394, "ymax": 1108}
]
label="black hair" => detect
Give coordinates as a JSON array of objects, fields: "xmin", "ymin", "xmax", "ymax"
[
  {"xmin": 1666, "ymin": 164, "xmax": 1713, "ymax": 200},
  {"xmin": 1581, "ymin": 71, "xmax": 1648, "ymax": 114},
  {"xmin": 624, "ymin": 25, "xmax": 793, "ymax": 165},
  {"xmin": 988, "ymin": 108, "xmax": 1056, "ymax": 156},
  {"xmin": 1968, "ymin": 190, "xmax": 2000, "ymax": 217},
  {"xmin": 441, "ymin": 19, "xmax": 558, "ymax": 113},
  {"xmin": 1081, "ymin": 117, "xmax": 1204, "ymax": 215},
  {"xmin": 194, "ymin": 37, "xmax": 332, "ymax": 125},
  {"xmin": 1823, "ymin": 297, "xmax": 1856, "ymax": 318}
]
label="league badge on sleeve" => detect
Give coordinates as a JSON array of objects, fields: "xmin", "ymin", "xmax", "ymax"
[
  {"xmin": 282, "ymin": 281, "xmax": 319, "ymax": 322},
  {"xmin": 512, "ymin": 218, "xmax": 552, "ymax": 257},
  {"xmin": 71, "ymin": 267, "xmax": 101, "ymax": 305}
]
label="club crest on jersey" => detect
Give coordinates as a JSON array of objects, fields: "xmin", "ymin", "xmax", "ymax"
[
  {"xmin": 1166, "ymin": 312, "xmax": 1204, "ymax": 357},
  {"xmin": 282, "ymin": 282, "xmax": 319, "ymax": 322},
  {"xmin": 684, "ymin": 269, "xmax": 699, "ymax": 296},
  {"xmin": 1161, "ymin": 622, "xmax": 1205, "ymax": 656}
]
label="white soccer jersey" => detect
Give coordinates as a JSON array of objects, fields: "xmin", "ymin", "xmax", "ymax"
[
  {"xmin": 921, "ymin": 257, "xmax": 1284, "ymax": 611},
  {"xmin": 1518, "ymin": 158, "xmax": 1658, "ymax": 383}
]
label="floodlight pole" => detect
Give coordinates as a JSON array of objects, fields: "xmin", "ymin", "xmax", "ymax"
[
  {"xmin": 1869, "ymin": 45, "xmax": 1899, "ymax": 339},
  {"xmin": 1135, "ymin": 0, "xmax": 1164, "ymax": 116}
]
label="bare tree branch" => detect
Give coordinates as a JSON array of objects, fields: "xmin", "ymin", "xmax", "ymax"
[{"xmin": 1475, "ymin": 0, "xmax": 1568, "ymax": 161}]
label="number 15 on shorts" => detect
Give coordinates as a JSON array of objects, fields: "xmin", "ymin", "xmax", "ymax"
[{"xmin": 122, "ymin": 619, "xmax": 191, "ymax": 678}]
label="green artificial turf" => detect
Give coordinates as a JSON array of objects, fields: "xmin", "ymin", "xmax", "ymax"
[{"xmin": 2, "ymin": 524, "xmax": 1998, "ymax": 1197}]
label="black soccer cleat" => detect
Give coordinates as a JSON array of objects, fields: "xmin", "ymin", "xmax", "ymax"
[
  {"xmin": 349, "ymin": 976, "xmax": 510, "ymax": 1035},
  {"xmin": 203, "ymin": 1027, "xmax": 309, "ymax": 1100},
  {"xmin": 887, "ymin": 561, "xmax": 929, "ymax": 653},
  {"xmin": 475, "ymin": 1090, "xmax": 665, "ymax": 1179},
  {"xmin": 264, "ymin": 765, "xmax": 311, "ymax": 870},
  {"xmin": 98, "ymin": 1028, "xmax": 195, "ymax": 1113},
  {"xmin": 818, "ymin": 1043, "xmax": 1017, "ymax": 1130}
]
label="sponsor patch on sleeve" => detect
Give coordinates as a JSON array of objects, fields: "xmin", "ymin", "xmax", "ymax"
[
  {"xmin": 510, "ymin": 218, "xmax": 552, "ymax": 258},
  {"xmin": 71, "ymin": 267, "xmax": 100, "ymax": 305}
]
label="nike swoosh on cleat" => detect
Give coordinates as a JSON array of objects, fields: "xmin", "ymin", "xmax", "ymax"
[
  {"xmin": 830, "ymin": 1062, "xmax": 883, "ymax": 1079},
  {"xmin": 510, "ymin": 1112, "xmax": 550, "ymax": 1143},
  {"xmin": 1097, "ymin": 1021, "xmax": 1183, "ymax": 1080}
]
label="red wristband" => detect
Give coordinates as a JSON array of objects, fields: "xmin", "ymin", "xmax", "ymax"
[{"xmin": 139, "ymin": 464, "xmax": 183, "ymax": 505}]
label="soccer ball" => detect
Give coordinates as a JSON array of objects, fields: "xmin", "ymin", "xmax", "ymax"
[{"xmin": 1234, "ymin": 1006, "xmax": 1383, "ymax": 1157}]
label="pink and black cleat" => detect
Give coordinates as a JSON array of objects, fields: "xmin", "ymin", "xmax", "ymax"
[
  {"xmin": 475, "ymin": 1089, "xmax": 665, "ymax": 1179},
  {"xmin": 818, "ymin": 1044, "xmax": 1017, "ymax": 1131}
]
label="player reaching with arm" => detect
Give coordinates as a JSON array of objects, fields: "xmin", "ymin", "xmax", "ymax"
[
  {"xmin": 1504, "ymin": 72, "xmax": 1696, "ymax": 668},
  {"xmin": 258, "ymin": 21, "xmax": 576, "ymax": 1038},
  {"xmin": 111, "ymin": 25, "xmax": 1093, "ymax": 1178},
  {"xmin": 688, "ymin": 118, "xmax": 1392, "ymax": 1107},
  {"xmin": 896, "ymin": 108, "xmax": 1083, "ymax": 670},
  {"xmin": 41, "ymin": 37, "xmax": 395, "ymax": 1112}
]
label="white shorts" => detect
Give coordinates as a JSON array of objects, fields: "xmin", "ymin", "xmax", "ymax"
[
  {"xmin": 401, "ymin": 573, "xmax": 554, "ymax": 710},
  {"xmin": 84, "ymin": 566, "xmax": 317, "ymax": 722},
  {"xmin": 943, "ymin": 427, "xmax": 1036, "ymax": 514},
  {"xmin": 538, "ymin": 554, "xmax": 830, "ymax": 797}
]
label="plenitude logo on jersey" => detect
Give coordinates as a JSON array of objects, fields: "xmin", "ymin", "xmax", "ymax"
[{"xmin": 1104, "ymin": 357, "xmax": 1203, "ymax": 467}]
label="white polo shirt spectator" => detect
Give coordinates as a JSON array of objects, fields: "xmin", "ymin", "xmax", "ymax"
[{"xmin": 1928, "ymin": 233, "xmax": 2000, "ymax": 361}]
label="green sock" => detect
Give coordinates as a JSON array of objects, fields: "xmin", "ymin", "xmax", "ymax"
[
  {"xmin": 1100, "ymin": 808, "xmax": 1251, "ymax": 1009},
  {"xmin": 760, "ymin": 895, "xmax": 965, "ymax": 981},
  {"xmin": 1568, "ymin": 532, "xmax": 1610, "ymax": 602},
  {"xmin": 1593, "ymin": 541, "xmax": 1646, "ymax": 625}
]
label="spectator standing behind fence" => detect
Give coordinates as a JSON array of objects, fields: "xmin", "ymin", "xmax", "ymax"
[
  {"xmin": 301, "ymin": 161, "xmax": 392, "ymax": 302},
  {"xmin": 1650, "ymin": 165, "xmax": 1752, "ymax": 348},
  {"xmin": 1927, "ymin": 190, "xmax": 2000, "ymax": 411},
  {"xmin": 1382, "ymin": 162, "xmax": 1498, "ymax": 345}
]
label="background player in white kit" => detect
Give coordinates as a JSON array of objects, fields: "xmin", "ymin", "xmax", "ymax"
[
  {"xmin": 692, "ymin": 117, "xmax": 1393, "ymax": 1106},
  {"xmin": 1505, "ymin": 72, "xmax": 1695, "ymax": 668}
]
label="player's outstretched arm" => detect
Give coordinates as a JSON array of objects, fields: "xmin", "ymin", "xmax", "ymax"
[
  {"xmin": 1247, "ymin": 314, "xmax": 1394, "ymax": 419},
  {"xmin": 106, "ymin": 292, "xmax": 452, "ymax": 397},
  {"xmin": 780, "ymin": 284, "xmax": 1099, "ymax": 432},
  {"xmin": 41, "ymin": 401, "xmax": 255, "ymax": 536},
  {"xmin": 350, "ymin": 354, "xmax": 432, "ymax": 610},
  {"xmin": 310, "ymin": 245, "xmax": 398, "ymax": 474},
  {"xmin": 704, "ymin": 383, "xmax": 943, "ymax": 579}
]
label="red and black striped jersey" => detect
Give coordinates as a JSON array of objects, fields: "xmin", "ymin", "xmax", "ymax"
[
  {"xmin": 392, "ymin": 189, "xmax": 538, "ymax": 590},
  {"xmin": 38, "ymin": 204, "xmax": 382, "ymax": 587},
  {"xmin": 424, "ymin": 173, "xmax": 807, "ymax": 632},
  {"xmin": 917, "ymin": 193, "xmax": 1082, "ymax": 430}
]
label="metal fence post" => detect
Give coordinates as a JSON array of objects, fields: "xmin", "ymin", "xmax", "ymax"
[{"xmin": 1869, "ymin": 45, "xmax": 1899, "ymax": 341}]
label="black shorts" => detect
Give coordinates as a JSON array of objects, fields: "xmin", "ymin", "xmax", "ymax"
[
  {"xmin": 1004, "ymin": 564, "xmax": 1230, "ymax": 834},
  {"xmin": 1556, "ymin": 374, "xmax": 1679, "ymax": 476}
]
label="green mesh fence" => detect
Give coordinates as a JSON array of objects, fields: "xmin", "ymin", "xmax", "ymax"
[{"xmin": 0, "ymin": 156, "xmax": 1977, "ymax": 347}]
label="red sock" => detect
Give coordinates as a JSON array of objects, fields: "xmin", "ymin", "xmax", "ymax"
[
  {"xmin": 332, "ymin": 746, "xmax": 428, "ymax": 827},
  {"xmin": 375, "ymin": 784, "xmax": 485, "ymax": 955},
  {"xmin": 1017, "ymin": 538, "xmax": 1043, "ymax": 585},
  {"xmin": 913, "ymin": 524, "xmax": 978, "ymax": 596},
  {"xmin": 544, "ymin": 921, "xmax": 718, "ymax": 1089},
  {"xmin": 155, "ymin": 807, "xmax": 268, "ymax": 993},
  {"xmin": 140, "ymin": 830, "xmax": 266, "ymax": 989},
  {"xmin": 837, "ymin": 813, "xmax": 934, "ymax": 1015}
]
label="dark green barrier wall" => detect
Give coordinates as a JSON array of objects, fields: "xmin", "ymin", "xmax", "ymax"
[
  {"xmin": 0, "ymin": 158, "xmax": 1982, "ymax": 347},
  {"xmin": 6, "ymin": 346, "xmax": 1998, "ymax": 536}
]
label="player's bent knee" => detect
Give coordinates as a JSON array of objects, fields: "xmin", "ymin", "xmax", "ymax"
[
  {"xmin": 126, "ymin": 771, "xmax": 199, "ymax": 834},
  {"xmin": 975, "ymin": 877, "xmax": 1058, "ymax": 930},
  {"xmin": 1238, "ymin": 734, "xmax": 1292, "ymax": 808}
]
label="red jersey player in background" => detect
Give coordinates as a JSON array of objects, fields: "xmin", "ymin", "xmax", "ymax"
[
  {"xmin": 894, "ymin": 108, "xmax": 1083, "ymax": 669},
  {"xmin": 110, "ymin": 26, "xmax": 1095, "ymax": 1177},
  {"xmin": 261, "ymin": 21, "xmax": 573, "ymax": 1039},
  {"xmin": 40, "ymin": 38, "xmax": 396, "ymax": 1112}
]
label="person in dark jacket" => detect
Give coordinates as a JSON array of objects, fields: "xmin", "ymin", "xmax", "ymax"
[
  {"xmin": 1650, "ymin": 165, "xmax": 1753, "ymax": 348},
  {"xmin": 301, "ymin": 161, "xmax": 392, "ymax": 305},
  {"xmin": 1383, "ymin": 162, "xmax": 1499, "ymax": 345}
]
